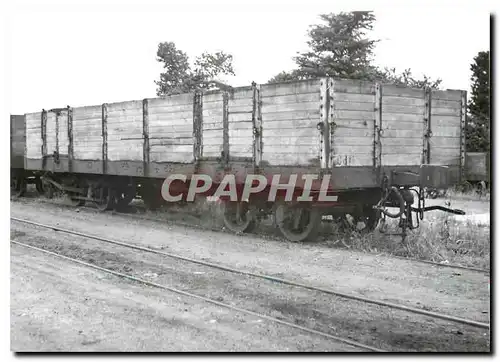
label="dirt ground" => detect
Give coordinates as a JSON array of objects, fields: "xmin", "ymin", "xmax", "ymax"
[
  {"xmin": 11, "ymin": 244, "xmax": 361, "ymax": 352},
  {"xmin": 10, "ymin": 198, "xmax": 490, "ymax": 352}
]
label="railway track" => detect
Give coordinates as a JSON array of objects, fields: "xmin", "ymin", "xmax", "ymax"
[
  {"xmin": 11, "ymin": 194, "xmax": 490, "ymax": 274},
  {"xmin": 12, "ymin": 216, "xmax": 490, "ymax": 332},
  {"xmin": 12, "ymin": 239, "xmax": 380, "ymax": 352}
]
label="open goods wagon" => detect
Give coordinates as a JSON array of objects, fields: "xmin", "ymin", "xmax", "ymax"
[{"xmin": 14, "ymin": 77, "xmax": 467, "ymax": 241}]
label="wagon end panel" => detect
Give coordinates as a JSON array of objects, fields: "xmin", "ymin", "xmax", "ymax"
[
  {"xmin": 260, "ymin": 79, "xmax": 322, "ymax": 167},
  {"xmin": 57, "ymin": 111, "xmax": 69, "ymax": 157},
  {"xmin": 380, "ymin": 85, "xmax": 426, "ymax": 166},
  {"xmin": 201, "ymin": 92, "xmax": 224, "ymax": 161},
  {"xmin": 331, "ymin": 79, "xmax": 376, "ymax": 167},
  {"xmin": 227, "ymin": 87, "xmax": 254, "ymax": 163},
  {"xmin": 72, "ymin": 105, "xmax": 103, "ymax": 174},
  {"xmin": 25, "ymin": 112, "xmax": 43, "ymax": 170},
  {"xmin": 148, "ymin": 94, "xmax": 195, "ymax": 164},
  {"xmin": 429, "ymin": 89, "xmax": 463, "ymax": 183},
  {"xmin": 11, "ymin": 115, "xmax": 26, "ymax": 169}
]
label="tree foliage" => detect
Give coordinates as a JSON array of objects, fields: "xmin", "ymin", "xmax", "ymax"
[
  {"xmin": 466, "ymin": 50, "xmax": 490, "ymax": 152},
  {"xmin": 377, "ymin": 67, "xmax": 442, "ymax": 89},
  {"xmin": 268, "ymin": 11, "xmax": 441, "ymax": 89},
  {"xmin": 155, "ymin": 42, "xmax": 235, "ymax": 96}
]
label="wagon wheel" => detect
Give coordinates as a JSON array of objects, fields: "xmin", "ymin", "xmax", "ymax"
[
  {"xmin": 39, "ymin": 179, "xmax": 55, "ymax": 199},
  {"xmin": 115, "ymin": 185, "xmax": 136, "ymax": 209},
  {"xmin": 68, "ymin": 186, "xmax": 88, "ymax": 207},
  {"xmin": 222, "ymin": 201, "xmax": 257, "ymax": 234},
  {"xmin": 141, "ymin": 183, "xmax": 163, "ymax": 211},
  {"xmin": 35, "ymin": 177, "xmax": 44, "ymax": 194},
  {"xmin": 11, "ymin": 176, "xmax": 26, "ymax": 197},
  {"xmin": 93, "ymin": 186, "xmax": 115, "ymax": 212},
  {"xmin": 342, "ymin": 207, "xmax": 381, "ymax": 233},
  {"xmin": 274, "ymin": 204, "xmax": 321, "ymax": 242}
]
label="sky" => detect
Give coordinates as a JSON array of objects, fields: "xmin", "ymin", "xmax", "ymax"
[{"xmin": 3, "ymin": 0, "xmax": 493, "ymax": 114}]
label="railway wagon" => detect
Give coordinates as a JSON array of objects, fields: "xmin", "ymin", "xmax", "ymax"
[
  {"xmin": 17, "ymin": 78, "xmax": 467, "ymax": 241},
  {"xmin": 465, "ymin": 152, "xmax": 490, "ymax": 184},
  {"xmin": 10, "ymin": 115, "xmax": 42, "ymax": 196}
]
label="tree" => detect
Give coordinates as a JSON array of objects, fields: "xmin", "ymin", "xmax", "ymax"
[
  {"xmin": 268, "ymin": 11, "xmax": 441, "ymax": 89},
  {"xmin": 155, "ymin": 42, "xmax": 235, "ymax": 96},
  {"xmin": 466, "ymin": 50, "xmax": 490, "ymax": 152},
  {"xmin": 377, "ymin": 67, "xmax": 442, "ymax": 89},
  {"xmin": 268, "ymin": 11, "xmax": 380, "ymax": 83}
]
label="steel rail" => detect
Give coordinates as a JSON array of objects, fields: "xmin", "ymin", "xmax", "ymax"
[
  {"xmin": 11, "ymin": 240, "xmax": 383, "ymax": 352},
  {"xmin": 13, "ymin": 197, "xmax": 490, "ymax": 274},
  {"xmin": 11, "ymin": 217, "xmax": 490, "ymax": 330}
]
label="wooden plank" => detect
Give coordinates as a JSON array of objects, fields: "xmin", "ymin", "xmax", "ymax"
[
  {"xmin": 261, "ymin": 92, "xmax": 319, "ymax": 105},
  {"xmin": 149, "ymin": 151, "xmax": 194, "ymax": 163},
  {"xmin": 227, "ymin": 87, "xmax": 253, "ymax": 100},
  {"xmin": 431, "ymin": 99, "xmax": 461, "ymax": 109},
  {"xmin": 383, "ymin": 138, "xmax": 422, "ymax": 147},
  {"xmin": 334, "ymin": 79, "xmax": 375, "ymax": 94},
  {"xmin": 331, "ymin": 154, "xmax": 373, "ymax": 167},
  {"xmin": 229, "ymin": 144, "xmax": 253, "ymax": 154},
  {"xmin": 261, "ymin": 110, "xmax": 320, "ymax": 122},
  {"xmin": 382, "ymin": 96, "xmax": 426, "ymax": 107},
  {"xmin": 430, "ymin": 155, "xmax": 460, "ymax": 165},
  {"xmin": 149, "ymin": 124, "xmax": 194, "ymax": 134},
  {"xmin": 261, "ymin": 101, "xmax": 319, "ymax": 114},
  {"xmin": 431, "ymin": 107, "xmax": 460, "ymax": 117},
  {"xmin": 72, "ymin": 106, "xmax": 102, "ymax": 119},
  {"xmin": 429, "ymin": 137, "xmax": 460, "ymax": 148},
  {"xmin": 331, "ymin": 134, "xmax": 374, "ymax": 145},
  {"xmin": 382, "ymin": 153, "xmax": 422, "ymax": 166},
  {"xmin": 148, "ymin": 117, "xmax": 194, "ymax": 128},
  {"xmin": 381, "ymin": 85, "xmax": 424, "ymax": 99},
  {"xmin": 262, "ymin": 128, "xmax": 317, "ymax": 138},
  {"xmin": 430, "ymin": 147, "xmax": 461, "ymax": 156},
  {"xmin": 332, "ymin": 145, "xmax": 373, "ymax": 154},
  {"xmin": 382, "ymin": 121, "xmax": 424, "ymax": 133},
  {"xmin": 228, "ymin": 97, "xmax": 253, "ymax": 108},
  {"xmin": 203, "ymin": 144, "xmax": 223, "ymax": 153},
  {"xmin": 203, "ymin": 93, "xmax": 224, "ymax": 103},
  {"xmin": 72, "ymin": 118, "xmax": 102, "ymax": 127},
  {"xmin": 146, "ymin": 104, "xmax": 194, "ymax": 114},
  {"xmin": 202, "ymin": 122, "xmax": 224, "ymax": 131},
  {"xmin": 73, "ymin": 150, "xmax": 102, "ymax": 160},
  {"xmin": 149, "ymin": 137, "xmax": 193, "ymax": 146},
  {"xmin": 382, "ymin": 104, "xmax": 424, "ymax": 115},
  {"xmin": 429, "ymin": 115, "xmax": 460, "ymax": 125},
  {"xmin": 333, "ymin": 110, "xmax": 374, "ymax": 120},
  {"xmin": 430, "ymin": 126, "xmax": 461, "ymax": 138},
  {"xmin": 333, "ymin": 92, "xmax": 374, "ymax": 103},
  {"xmin": 333, "ymin": 119, "xmax": 375, "ymax": 129},
  {"xmin": 381, "ymin": 113, "xmax": 422, "ymax": 122},
  {"xmin": 261, "ymin": 79, "xmax": 320, "ymax": 97},
  {"xmin": 261, "ymin": 119, "xmax": 319, "ymax": 130},
  {"xmin": 149, "ymin": 93, "xmax": 194, "ymax": 108},
  {"xmin": 228, "ymin": 128, "xmax": 253, "ymax": 139},
  {"xmin": 431, "ymin": 89, "xmax": 462, "ymax": 101},
  {"xmin": 107, "ymin": 140, "xmax": 144, "ymax": 161},
  {"xmin": 379, "ymin": 129, "xmax": 420, "ymax": 138},
  {"xmin": 262, "ymin": 137, "xmax": 320, "ymax": 146},
  {"xmin": 203, "ymin": 131, "xmax": 224, "ymax": 140},
  {"xmin": 262, "ymin": 153, "xmax": 320, "ymax": 166},
  {"xmin": 382, "ymin": 145, "xmax": 424, "ymax": 154},
  {"xmin": 334, "ymin": 101, "xmax": 374, "ymax": 112},
  {"xmin": 261, "ymin": 145, "xmax": 319, "ymax": 154}
]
